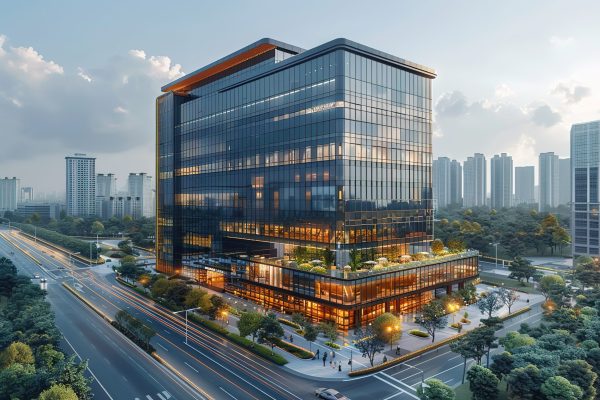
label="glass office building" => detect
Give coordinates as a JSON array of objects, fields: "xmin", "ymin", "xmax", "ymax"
[{"xmin": 156, "ymin": 38, "xmax": 478, "ymax": 328}]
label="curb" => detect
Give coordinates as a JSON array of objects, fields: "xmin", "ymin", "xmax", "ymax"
[
  {"xmin": 151, "ymin": 353, "xmax": 214, "ymax": 400},
  {"xmin": 0, "ymin": 232, "xmax": 42, "ymax": 265},
  {"xmin": 62, "ymin": 282, "xmax": 114, "ymax": 323}
]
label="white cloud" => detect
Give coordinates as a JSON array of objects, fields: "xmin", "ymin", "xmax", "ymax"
[
  {"xmin": 10, "ymin": 97, "xmax": 22, "ymax": 107},
  {"xmin": 528, "ymin": 103, "xmax": 561, "ymax": 127},
  {"xmin": 77, "ymin": 67, "xmax": 92, "ymax": 83},
  {"xmin": 495, "ymin": 84, "xmax": 515, "ymax": 99},
  {"xmin": 0, "ymin": 35, "xmax": 6, "ymax": 56},
  {"xmin": 6, "ymin": 45, "xmax": 63, "ymax": 79},
  {"xmin": 509, "ymin": 134, "xmax": 536, "ymax": 166},
  {"xmin": 552, "ymin": 82, "xmax": 591, "ymax": 104},
  {"xmin": 113, "ymin": 106, "xmax": 128, "ymax": 114},
  {"xmin": 148, "ymin": 55, "xmax": 184, "ymax": 80},
  {"xmin": 128, "ymin": 49, "xmax": 146, "ymax": 59},
  {"xmin": 549, "ymin": 35, "xmax": 575, "ymax": 48}
]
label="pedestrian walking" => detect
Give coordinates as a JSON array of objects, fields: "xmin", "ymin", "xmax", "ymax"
[
  {"xmin": 290, "ymin": 334, "xmax": 293, "ymax": 343},
  {"xmin": 331, "ymin": 351, "xmax": 335, "ymax": 360},
  {"xmin": 322, "ymin": 353, "xmax": 327, "ymax": 366},
  {"xmin": 338, "ymin": 364, "xmax": 342, "ymax": 372},
  {"xmin": 383, "ymin": 355, "xmax": 387, "ymax": 363},
  {"xmin": 316, "ymin": 349, "xmax": 320, "ymax": 358}
]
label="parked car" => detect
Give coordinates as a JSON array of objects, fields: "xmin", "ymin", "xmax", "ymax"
[
  {"xmin": 315, "ymin": 388, "xmax": 350, "ymax": 400},
  {"xmin": 33, "ymin": 274, "xmax": 40, "ymax": 279}
]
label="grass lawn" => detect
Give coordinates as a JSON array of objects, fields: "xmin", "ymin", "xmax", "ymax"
[
  {"xmin": 479, "ymin": 272, "xmax": 540, "ymax": 294},
  {"xmin": 454, "ymin": 380, "xmax": 509, "ymax": 399}
]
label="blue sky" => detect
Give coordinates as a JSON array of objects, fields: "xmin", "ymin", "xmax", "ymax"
[{"xmin": 1, "ymin": 1, "xmax": 599, "ymax": 193}]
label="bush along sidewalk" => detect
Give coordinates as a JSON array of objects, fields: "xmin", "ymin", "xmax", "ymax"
[{"xmin": 271, "ymin": 337, "xmax": 314, "ymax": 359}]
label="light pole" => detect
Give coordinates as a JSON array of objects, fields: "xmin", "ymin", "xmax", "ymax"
[
  {"xmin": 174, "ymin": 306, "xmax": 204, "ymax": 344},
  {"xmin": 69, "ymin": 251, "xmax": 80, "ymax": 284},
  {"xmin": 489, "ymin": 242, "xmax": 499, "ymax": 269},
  {"xmin": 34, "ymin": 226, "xmax": 37, "ymax": 243}
]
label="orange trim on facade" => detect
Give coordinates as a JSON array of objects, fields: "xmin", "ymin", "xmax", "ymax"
[{"xmin": 162, "ymin": 43, "xmax": 277, "ymax": 94}]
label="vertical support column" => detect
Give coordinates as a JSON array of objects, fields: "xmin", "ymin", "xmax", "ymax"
[{"xmin": 446, "ymin": 285, "xmax": 452, "ymax": 295}]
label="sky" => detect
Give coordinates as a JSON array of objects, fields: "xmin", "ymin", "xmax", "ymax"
[{"xmin": 1, "ymin": 1, "xmax": 599, "ymax": 194}]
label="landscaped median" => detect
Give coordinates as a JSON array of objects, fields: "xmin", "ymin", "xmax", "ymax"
[
  {"xmin": 0, "ymin": 232, "xmax": 42, "ymax": 265},
  {"xmin": 62, "ymin": 282, "xmax": 114, "ymax": 323}
]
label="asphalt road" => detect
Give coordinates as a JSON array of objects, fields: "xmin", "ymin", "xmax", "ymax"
[
  {"xmin": 0, "ymin": 228, "xmax": 204, "ymax": 400},
  {"xmin": 1, "ymin": 228, "xmax": 546, "ymax": 400}
]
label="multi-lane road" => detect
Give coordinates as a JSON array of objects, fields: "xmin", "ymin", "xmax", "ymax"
[{"xmin": 0, "ymin": 227, "xmax": 545, "ymax": 400}]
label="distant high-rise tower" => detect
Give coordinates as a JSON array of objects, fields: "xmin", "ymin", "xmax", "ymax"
[
  {"xmin": 539, "ymin": 152, "xmax": 559, "ymax": 212},
  {"xmin": 463, "ymin": 153, "xmax": 486, "ymax": 207},
  {"xmin": 491, "ymin": 153, "xmax": 513, "ymax": 209},
  {"xmin": 571, "ymin": 120, "xmax": 600, "ymax": 257},
  {"xmin": 65, "ymin": 154, "xmax": 96, "ymax": 217},
  {"xmin": 450, "ymin": 160, "xmax": 462, "ymax": 206},
  {"xmin": 128, "ymin": 173, "xmax": 153, "ymax": 218},
  {"xmin": 96, "ymin": 173, "xmax": 117, "ymax": 197},
  {"xmin": 0, "ymin": 177, "xmax": 19, "ymax": 212},
  {"xmin": 559, "ymin": 158, "xmax": 571, "ymax": 206},
  {"xmin": 19, "ymin": 186, "xmax": 34, "ymax": 204},
  {"xmin": 515, "ymin": 166, "xmax": 535, "ymax": 205},
  {"xmin": 433, "ymin": 157, "xmax": 462, "ymax": 208}
]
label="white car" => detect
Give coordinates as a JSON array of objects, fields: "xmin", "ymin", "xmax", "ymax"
[
  {"xmin": 33, "ymin": 274, "xmax": 40, "ymax": 279},
  {"xmin": 315, "ymin": 388, "xmax": 350, "ymax": 400}
]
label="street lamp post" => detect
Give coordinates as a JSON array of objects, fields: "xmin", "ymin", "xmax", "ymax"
[
  {"xmin": 489, "ymin": 242, "xmax": 499, "ymax": 269},
  {"xmin": 69, "ymin": 251, "xmax": 80, "ymax": 285},
  {"xmin": 174, "ymin": 306, "xmax": 204, "ymax": 344}
]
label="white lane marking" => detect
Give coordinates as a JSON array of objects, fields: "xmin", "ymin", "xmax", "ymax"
[
  {"xmin": 164, "ymin": 329, "xmax": 172, "ymax": 334},
  {"xmin": 383, "ymin": 392, "xmax": 406, "ymax": 400},
  {"xmin": 146, "ymin": 395, "xmax": 153, "ymax": 400},
  {"xmin": 157, "ymin": 342, "xmax": 169, "ymax": 351},
  {"xmin": 62, "ymin": 335, "xmax": 115, "ymax": 400},
  {"xmin": 184, "ymin": 361, "xmax": 199, "ymax": 373},
  {"xmin": 157, "ymin": 394, "xmax": 166, "ymax": 400},
  {"xmin": 374, "ymin": 375, "xmax": 419, "ymax": 400},
  {"xmin": 443, "ymin": 378, "xmax": 455, "ymax": 384},
  {"xmin": 413, "ymin": 360, "xmax": 473, "ymax": 385},
  {"xmin": 380, "ymin": 372, "xmax": 418, "ymax": 393},
  {"xmin": 162, "ymin": 391, "xmax": 171, "ymax": 399},
  {"xmin": 219, "ymin": 387, "xmax": 238, "ymax": 400},
  {"xmin": 184, "ymin": 342, "xmax": 281, "ymax": 400}
]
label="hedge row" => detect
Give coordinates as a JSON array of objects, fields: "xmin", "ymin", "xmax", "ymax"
[
  {"xmin": 271, "ymin": 337, "xmax": 314, "ymax": 359},
  {"xmin": 278, "ymin": 318, "xmax": 302, "ymax": 330},
  {"xmin": 15, "ymin": 223, "xmax": 99, "ymax": 259}
]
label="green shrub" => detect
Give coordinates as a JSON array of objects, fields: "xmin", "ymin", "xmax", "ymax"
[
  {"xmin": 408, "ymin": 329, "xmax": 430, "ymax": 338},
  {"xmin": 15, "ymin": 223, "xmax": 99, "ymax": 259},
  {"xmin": 325, "ymin": 341, "xmax": 341, "ymax": 349},
  {"xmin": 449, "ymin": 322, "xmax": 461, "ymax": 329},
  {"xmin": 460, "ymin": 318, "xmax": 471, "ymax": 324},
  {"xmin": 271, "ymin": 337, "xmax": 313, "ymax": 359},
  {"xmin": 227, "ymin": 334, "xmax": 288, "ymax": 365},
  {"xmin": 278, "ymin": 318, "xmax": 302, "ymax": 330}
]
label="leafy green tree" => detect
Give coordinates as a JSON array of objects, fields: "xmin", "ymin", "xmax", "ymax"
[
  {"xmin": 291, "ymin": 312, "xmax": 307, "ymax": 328},
  {"xmin": 184, "ymin": 288, "xmax": 211, "ymax": 310},
  {"xmin": 354, "ymin": 325, "xmax": 385, "ymax": 367},
  {"xmin": 418, "ymin": 300, "xmax": 448, "ymax": 343},
  {"xmin": 237, "ymin": 311, "xmax": 263, "ymax": 343},
  {"xmin": 91, "ymin": 220, "xmax": 105, "ymax": 235},
  {"xmin": 499, "ymin": 331, "xmax": 536, "ymax": 352},
  {"xmin": 151, "ymin": 277, "xmax": 170, "ymax": 298},
  {"xmin": 574, "ymin": 256, "xmax": 600, "ymax": 289},
  {"xmin": 207, "ymin": 295, "xmax": 228, "ymax": 320},
  {"xmin": 51, "ymin": 356, "xmax": 93, "ymax": 400},
  {"xmin": 541, "ymin": 376, "xmax": 583, "ymax": 400},
  {"xmin": 322, "ymin": 247, "xmax": 335, "ymax": 267},
  {"xmin": 349, "ymin": 248, "xmax": 362, "ymax": 271},
  {"xmin": 163, "ymin": 280, "xmax": 191, "ymax": 307},
  {"xmin": 557, "ymin": 360, "xmax": 597, "ymax": 400},
  {"xmin": 39, "ymin": 384, "xmax": 79, "ymax": 400},
  {"xmin": 303, "ymin": 324, "xmax": 318, "ymax": 352},
  {"xmin": 490, "ymin": 351, "xmax": 513, "ymax": 384},
  {"xmin": 431, "ymin": 239, "xmax": 444, "ymax": 255},
  {"xmin": 466, "ymin": 365, "xmax": 499, "ymax": 400},
  {"xmin": 477, "ymin": 291, "xmax": 503, "ymax": 318},
  {"xmin": 508, "ymin": 256, "xmax": 536, "ymax": 283},
  {"xmin": 0, "ymin": 363, "xmax": 37, "ymax": 400},
  {"xmin": 372, "ymin": 312, "xmax": 401, "ymax": 348},
  {"xmin": 416, "ymin": 378, "xmax": 455, "ymax": 400},
  {"xmin": 447, "ymin": 238, "xmax": 465, "ymax": 253},
  {"xmin": 257, "ymin": 313, "xmax": 284, "ymax": 354},
  {"xmin": 540, "ymin": 275, "xmax": 566, "ymax": 301},
  {"xmin": 451, "ymin": 331, "xmax": 487, "ymax": 384},
  {"xmin": 0, "ymin": 341, "xmax": 34, "ymax": 368},
  {"xmin": 36, "ymin": 344, "xmax": 65, "ymax": 370},
  {"xmin": 318, "ymin": 320, "xmax": 338, "ymax": 342},
  {"xmin": 507, "ymin": 364, "xmax": 543, "ymax": 399},
  {"xmin": 117, "ymin": 255, "xmax": 141, "ymax": 282}
]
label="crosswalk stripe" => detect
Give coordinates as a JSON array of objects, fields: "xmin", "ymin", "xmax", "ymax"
[
  {"xmin": 162, "ymin": 391, "xmax": 171, "ymax": 399},
  {"xmin": 157, "ymin": 394, "xmax": 166, "ymax": 400},
  {"xmin": 146, "ymin": 395, "xmax": 153, "ymax": 400},
  {"xmin": 373, "ymin": 375, "xmax": 419, "ymax": 400}
]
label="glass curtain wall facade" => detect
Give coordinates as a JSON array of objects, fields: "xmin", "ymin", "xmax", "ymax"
[{"xmin": 157, "ymin": 38, "xmax": 478, "ymax": 328}]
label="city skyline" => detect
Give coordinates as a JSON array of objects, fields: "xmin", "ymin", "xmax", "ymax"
[{"xmin": 2, "ymin": 1, "xmax": 600, "ymax": 192}]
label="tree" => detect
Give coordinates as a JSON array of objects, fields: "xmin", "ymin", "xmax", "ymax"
[
  {"xmin": 303, "ymin": 324, "xmax": 318, "ymax": 352},
  {"xmin": 237, "ymin": 311, "xmax": 263, "ymax": 343},
  {"xmin": 163, "ymin": 280, "xmax": 191, "ymax": 307},
  {"xmin": 477, "ymin": 291, "xmax": 503, "ymax": 319},
  {"xmin": 322, "ymin": 248, "xmax": 335, "ymax": 267},
  {"xmin": 499, "ymin": 331, "xmax": 535, "ymax": 352},
  {"xmin": 497, "ymin": 287, "xmax": 520, "ymax": 314},
  {"xmin": 431, "ymin": 239, "xmax": 444, "ymax": 255},
  {"xmin": 257, "ymin": 313, "xmax": 284, "ymax": 354},
  {"xmin": 151, "ymin": 278, "xmax": 170, "ymax": 298},
  {"xmin": 466, "ymin": 365, "xmax": 499, "ymax": 400},
  {"xmin": 508, "ymin": 256, "xmax": 536, "ymax": 283},
  {"xmin": 541, "ymin": 376, "xmax": 583, "ymax": 400},
  {"xmin": 117, "ymin": 255, "xmax": 141, "ymax": 282},
  {"xmin": 574, "ymin": 256, "xmax": 600, "ymax": 289},
  {"xmin": 39, "ymin": 384, "xmax": 78, "ymax": 400},
  {"xmin": 416, "ymin": 378, "xmax": 455, "ymax": 400},
  {"xmin": 557, "ymin": 359, "xmax": 597, "ymax": 400},
  {"xmin": 490, "ymin": 352, "xmax": 513, "ymax": 384},
  {"xmin": 447, "ymin": 238, "xmax": 465, "ymax": 253},
  {"xmin": 36, "ymin": 344, "xmax": 65, "ymax": 369},
  {"xmin": 540, "ymin": 275, "xmax": 569, "ymax": 305},
  {"xmin": 0, "ymin": 341, "xmax": 34, "ymax": 368},
  {"xmin": 318, "ymin": 320, "xmax": 338, "ymax": 343},
  {"xmin": 207, "ymin": 296, "xmax": 228, "ymax": 320},
  {"xmin": 349, "ymin": 249, "xmax": 362, "ymax": 271},
  {"xmin": 184, "ymin": 288, "xmax": 211, "ymax": 311},
  {"xmin": 291, "ymin": 312, "xmax": 307, "ymax": 328},
  {"xmin": 450, "ymin": 336, "xmax": 479, "ymax": 384},
  {"xmin": 0, "ymin": 363, "xmax": 37, "ymax": 400},
  {"xmin": 354, "ymin": 326, "xmax": 385, "ymax": 367},
  {"xmin": 469, "ymin": 327, "xmax": 498, "ymax": 367},
  {"xmin": 372, "ymin": 312, "xmax": 401, "ymax": 349},
  {"xmin": 418, "ymin": 300, "xmax": 448, "ymax": 343},
  {"xmin": 91, "ymin": 220, "xmax": 105, "ymax": 235},
  {"xmin": 51, "ymin": 356, "xmax": 93, "ymax": 400},
  {"xmin": 506, "ymin": 364, "xmax": 543, "ymax": 399}
]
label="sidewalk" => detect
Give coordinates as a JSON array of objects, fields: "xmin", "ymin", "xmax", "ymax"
[{"xmin": 204, "ymin": 283, "xmax": 544, "ymax": 379}]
